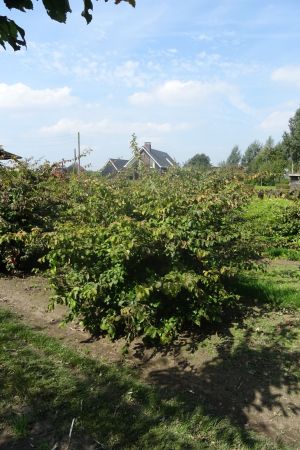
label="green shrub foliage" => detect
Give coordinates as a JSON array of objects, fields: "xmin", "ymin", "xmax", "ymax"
[
  {"xmin": 0, "ymin": 161, "xmax": 66, "ymax": 272},
  {"xmin": 243, "ymin": 197, "xmax": 300, "ymax": 251},
  {"xmin": 272, "ymin": 202, "xmax": 300, "ymax": 248},
  {"xmin": 0, "ymin": 163, "xmax": 263, "ymax": 343},
  {"xmin": 46, "ymin": 169, "xmax": 259, "ymax": 344}
]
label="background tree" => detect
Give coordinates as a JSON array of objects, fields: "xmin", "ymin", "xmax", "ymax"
[
  {"xmin": 130, "ymin": 133, "xmax": 140, "ymax": 160},
  {"xmin": 282, "ymin": 107, "xmax": 300, "ymax": 169},
  {"xmin": 184, "ymin": 153, "xmax": 211, "ymax": 170},
  {"xmin": 264, "ymin": 136, "xmax": 275, "ymax": 152},
  {"xmin": 226, "ymin": 145, "xmax": 241, "ymax": 166},
  {"xmin": 129, "ymin": 132, "xmax": 141, "ymax": 178},
  {"xmin": 249, "ymin": 137, "xmax": 287, "ymax": 184},
  {"xmin": 241, "ymin": 140, "xmax": 262, "ymax": 166},
  {"xmin": 0, "ymin": 0, "xmax": 136, "ymax": 51}
]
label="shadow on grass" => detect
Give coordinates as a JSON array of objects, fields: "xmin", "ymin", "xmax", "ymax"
[
  {"xmin": 0, "ymin": 308, "xmax": 230, "ymax": 450},
  {"xmin": 232, "ymin": 272, "xmax": 300, "ymax": 309},
  {"xmin": 147, "ymin": 323, "xmax": 300, "ymax": 448},
  {"xmin": 0, "ymin": 292, "xmax": 299, "ymax": 449},
  {"xmin": 132, "ymin": 275, "xmax": 300, "ymax": 448}
]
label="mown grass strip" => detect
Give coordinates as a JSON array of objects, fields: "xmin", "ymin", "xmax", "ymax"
[
  {"xmin": 237, "ymin": 262, "xmax": 300, "ymax": 309},
  {"xmin": 265, "ymin": 248, "xmax": 300, "ymax": 262},
  {"xmin": 0, "ymin": 308, "xmax": 283, "ymax": 450}
]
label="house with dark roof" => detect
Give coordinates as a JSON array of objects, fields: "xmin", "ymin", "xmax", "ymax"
[
  {"xmin": 101, "ymin": 158, "xmax": 129, "ymax": 176},
  {"xmin": 65, "ymin": 162, "xmax": 86, "ymax": 173},
  {"xmin": 124, "ymin": 142, "xmax": 176, "ymax": 172},
  {"xmin": 0, "ymin": 146, "xmax": 21, "ymax": 161}
]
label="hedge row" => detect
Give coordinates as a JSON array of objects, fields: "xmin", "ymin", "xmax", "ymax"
[{"xmin": 1, "ymin": 163, "xmax": 262, "ymax": 343}]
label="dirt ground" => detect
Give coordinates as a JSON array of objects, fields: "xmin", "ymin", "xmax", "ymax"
[{"xmin": 0, "ymin": 273, "xmax": 299, "ymax": 448}]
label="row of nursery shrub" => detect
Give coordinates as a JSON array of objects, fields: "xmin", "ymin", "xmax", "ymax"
[
  {"xmin": 45, "ymin": 169, "xmax": 260, "ymax": 344},
  {"xmin": 0, "ymin": 162, "xmax": 68, "ymax": 272},
  {"xmin": 243, "ymin": 197, "xmax": 300, "ymax": 253},
  {"xmin": 0, "ymin": 162, "xmax": 265, "ymax": 343}
]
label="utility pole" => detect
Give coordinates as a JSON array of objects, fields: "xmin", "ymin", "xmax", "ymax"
[
  {"xmin": 74, "ymin": 148, "xmax": 77, "ymax": 174},
  {"xmin": 77, "ymin": 131, "xmax": 81, "ymax": 175}
]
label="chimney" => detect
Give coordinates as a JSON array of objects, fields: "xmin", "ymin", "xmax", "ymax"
[{"xmin": 144, "ymin": 142, "xmax": 151, "ymax": 151}]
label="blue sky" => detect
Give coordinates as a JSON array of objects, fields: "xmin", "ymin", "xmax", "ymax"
[{"xmin": 1, "ymin": 0, "xmax": 300, "ymax": 168}]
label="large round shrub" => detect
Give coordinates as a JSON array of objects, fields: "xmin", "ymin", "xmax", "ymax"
[{"xmin": 47, "ymin": 169, "xmax": 259, "ymax": 344}]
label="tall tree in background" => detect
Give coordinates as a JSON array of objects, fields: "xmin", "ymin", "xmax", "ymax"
[
  {"xmin": 226, "ymin": 146, "xmax": 241, "ymax": 166},
  {"xmin": 248, "ymin": 137, "xmax": 286, "ymax": 184},
  {"xmin": 241, "ymin": 140, "xmax": 262, "ymax": 166},
  {"xmin": 282, "ymin": 107, "xmax": 300, "ymax": 168},
  {"xmin": 264, "ymin": 136, "xmax": 275, "ymax": 152},
  {"xmin": 0, "ymin": 0, "xmax": 135, "ymax": 50},
  {"xmin": 184, "ymin": 153, "xmax": 211, "ymax": 170}
]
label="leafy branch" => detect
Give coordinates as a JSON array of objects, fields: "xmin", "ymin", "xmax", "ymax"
[{"xmin": 0, "ymin": 0, "xmax": 136, "ymax": 51}]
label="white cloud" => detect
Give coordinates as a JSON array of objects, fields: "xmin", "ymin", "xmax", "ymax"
[
  {"xmin": 0, "ymin": 83, "xmax": 75, "ymax": 110},
  {"xmin": 259, "ymin": 110, "xmax": 293, "ymax": 131},
  {"xmin": 26, "ymin": 41, "xmax": 258, "ymax": 90},
  {"xmin": 66, "ymin": 57, "xmax": 147, "ymax": 88},
  {"xmin": 113, "ymin": 60, "xmax": 146, "ymax": 88},
  {"xmin": 30, "ymin": 42, "xmax": 149, "ymax": 88},
  {"xmin": 271, "ymin": 65, "xmax": 300, "ymax": 87},
  {"xmin": 39, "ymin": 118, "xmax": 190, "ymax": 136},
  {"xmin": 195, "ymin": 33, "xmax": 213, "ymax": 42},
  {"xmin": 167, "ymin": 52, "xmax": 259, "ymax": 78},
  {"xmin": 189, "ymin": 30, "xmax": 237, "ymax": 43},
  {"xmin": 129, "ymin": 79, "xmax": 251, "ymax": 113}
]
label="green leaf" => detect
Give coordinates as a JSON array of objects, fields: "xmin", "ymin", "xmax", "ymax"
[
  {"xmin": 115, "ymin": 0, "xmax": 136, "ymax": 6},
  {"xmin": 4, "ymin": 0, "xmax": 33, "ymax": 11},
  {"xmin": 42, "ymin": 0, "xmax": 72, "ymax": 23},
  {"xmin": 82, "ymin": 0, "xmax": 93, "ymax": 24},
  {"xmin": 0, "ymin": 16, "xmax": 26, "ymax": 50}
]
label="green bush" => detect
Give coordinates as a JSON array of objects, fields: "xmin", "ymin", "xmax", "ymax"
[
  {"xmin": 273, "ymin": 201, "xmax": 300, "ymax": 248},
  {"xmin": 0, "ymin": 163, "xmax": 267, "ymax": 344},
  {"xmin": 46, "ymin": 169, "xmax": 260, "ymax": 344},
  {"xmin": 0, "ymin": 161, "xmax": 66, "ymax": 272},
  {"xmin": 243, "ymin": 197, "xmax": 300, "ymax": 253}
]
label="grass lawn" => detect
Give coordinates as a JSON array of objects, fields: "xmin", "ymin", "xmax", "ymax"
[
  {"xmin": 1, "ymin": 308, "xmax": 296, "ymax": 450},
  {"xmin": 0, "ymin": 261, "xmax": 299, "ymax": 449},
  {"xmin": 237, "ymin": 260, "xmax": 300, "ymax": 309}
]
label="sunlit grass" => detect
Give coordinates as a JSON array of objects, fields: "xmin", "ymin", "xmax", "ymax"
[
  {"xmin": 0, "ymin": 308, "xmax": 284, "ymax": 450},
  {"xmin": 237, "ymin": 261, "xmax": 300, "ymax": 309},
  {"xmin": 265, "ymin": 247, "xmax": 300, "ymax": 261}
]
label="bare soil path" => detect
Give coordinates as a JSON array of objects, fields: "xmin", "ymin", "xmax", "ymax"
[{"xmin": 0, "ymin": 273, "xmax": 299, "ymax": 448}]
